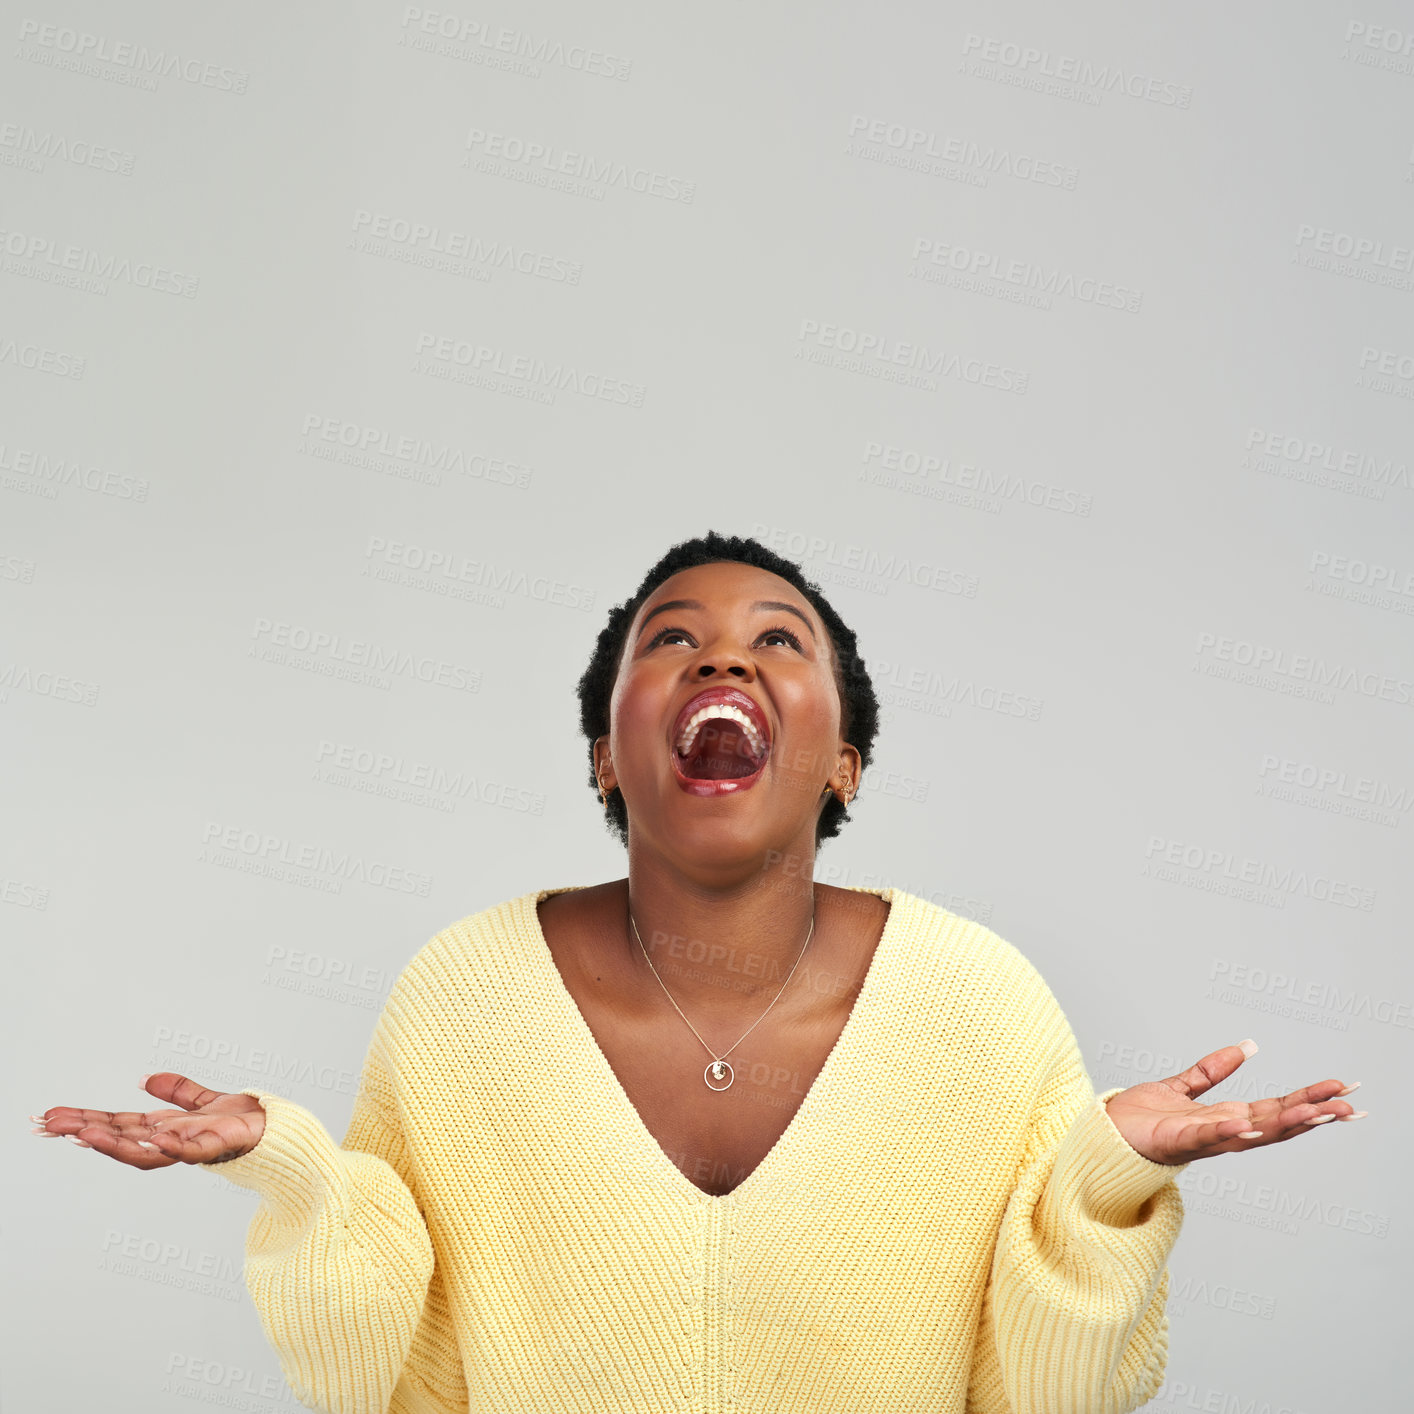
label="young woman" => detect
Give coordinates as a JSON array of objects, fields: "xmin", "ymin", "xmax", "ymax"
[{"xmin": 34, "ymin": 531, "xmax": 1366, "ymax": 1414}]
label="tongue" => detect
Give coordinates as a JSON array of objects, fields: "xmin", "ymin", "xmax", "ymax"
[{"xmin": 680, "ymin": 722, "xmax": 763, "ymax": 780}]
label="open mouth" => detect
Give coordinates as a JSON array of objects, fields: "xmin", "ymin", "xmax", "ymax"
[
  {"xmin": 670, "ymin": 692, "xmax": 772, "ymax": 784},
  {"xmin": 675, "ymin": 717, "xmax": 769, "ymax": 780}
]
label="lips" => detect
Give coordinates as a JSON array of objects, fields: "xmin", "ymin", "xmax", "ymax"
[{"xmin": 670, "ymin": 687, "xmax": 772, "ymax": 759}]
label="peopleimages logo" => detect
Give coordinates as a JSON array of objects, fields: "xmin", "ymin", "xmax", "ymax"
[
  {"xmin": 313, "ymin": 738, "xmax": 547, "ymax": 816},
  {"xmin": 1292, "ymin": 224, "xmax": 1414, "ymax": 292},
  {"xmin": 413, "ymin": 332, "xmax": 647, "ymax": 406},
  {"xmin": 149, "ymin": 1025, "xmax": 358, "ymax": 1096},
  {"xmin": 249, "ymin": 617, "xmax": 483, "ymax": 693},
  {"xmin": 910, "ymin": 237, "xmax": 1143, "ymax": 312},
  {"xmin": 794, "ymin": 319, "xmax": 1028, "ymax": 395},
  {"xmin": 1193, "ymin": 631, "xmax": 1414, "ymax": 707},
  {"xmin": 463, "ymin": 128, "xmax": 693, "ymax": 201},
  {"xmin": 0, "ymin": 661, "xmax": 99, "ymax": 706},
  {"xmin": 160, "ymin": 1351, "xmax": 302, "ymax": 1406},
  {"xmin": 0, "ymin": 442, "xmax": 149, "ymax": 500},
  {"xmin": 1356, "ymin": 346, "xmax": 1414, "ymax": 403},
  {"xmin": 1295, "ymin": 224, "xmax": 1413, "ymax": 270},
  {"xmin": 399, "ymin": 8, "xmax": 632, "ymax": 80},
  {"xmin": 861, "ymin": 442, "xmax": 1093, "ymax": 517},
  {"xmin": 299, "ymin": 414, "xmax": 532, "ymax": 489},
  {"xmin": 749, "ymin": 524, "xmax": 979, "ymax": 599},
  {"xmin": 1257, "ymin": 753, "xmax": 1411, "ymax": 828},
  {"xmin": 1308, "ymin": 549, "xmax": 1414, "ymax": 600},
  {"xmin": 1, "ymin": 877, "xmax": 49, "ymax": 910},
  {"xmin": 0, "ymin": 338, "xmax": 84, "ymax": 377},
  {"xmin": 1341, "ymin": 20, "xmax": 1414, "ymax": 77},
  {"xmin": 1242, "ymin": 427, "xmax": 1411, "ymax": 498},
  {"xmin": 1207, "ymin": 958, "xmax": 1411, "ymax": 1036},
  {"xmin": 1143, "ymin": 835, "xmax": 1376, "ymax": 911},
  {"xmin": 0, "ymin": 226, "xmax": 199, "ymax": 296},
  {"xmin": 0, "ymin": 122, "xmax": 137, "ymax": 176},
  {"xmin": 844, "ymin": 114, "xmax": 1079, "ymax": 190},
  {"xmin": 350, "ymin": 209, "xmax": 582, "ymax": 284},
  {"xmin": 959, "ymin": 33, "xmax": 1193, "ymax": 107},
  {"xmin": 15, "ymin": 20, "xmax": 250, "ymax": 93},
  {"xmin": 198, "ymin": 822, "xmax": 434, "ymax": 898}
]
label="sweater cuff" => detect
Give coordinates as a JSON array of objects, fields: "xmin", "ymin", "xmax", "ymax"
[
  {"xmin": 1053, "ymin": 1086, "xmax": 1190, "ymax": 1228},
  {"xmin": 196, "ymin": 1088, "xmax": 344, "ymax": 1223}
]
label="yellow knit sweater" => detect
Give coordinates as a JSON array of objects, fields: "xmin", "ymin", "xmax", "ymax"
[{"xmin": 201, "ymin": 885, "xmax": 1190, "ymax": 1414}]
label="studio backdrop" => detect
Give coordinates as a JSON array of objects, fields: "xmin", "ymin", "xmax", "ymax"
[{"xmin": 6, "ymin": 3, "xmax": 1409, "ymax": 1411}]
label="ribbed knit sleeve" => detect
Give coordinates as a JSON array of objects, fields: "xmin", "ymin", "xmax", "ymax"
[
  {"xmin": 966, "ymin": 1025, "xmax": 1190, "ymax": 1414},
  {"xmin": 197, "ymin": 1021, "xmax": 465, "ymax": 1414}
]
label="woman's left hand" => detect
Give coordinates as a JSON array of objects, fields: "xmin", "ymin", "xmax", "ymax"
[{"xmin": 1103, "ymin": 1040, "xmax": 1367, "ymax": 1166}]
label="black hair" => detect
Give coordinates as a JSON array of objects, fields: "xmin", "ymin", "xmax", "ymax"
[{"xmin": 574, "ymin": 530, "xmax": 880, "ymax": 851}]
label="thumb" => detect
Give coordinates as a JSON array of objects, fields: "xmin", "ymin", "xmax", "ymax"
[
  {"xmin": 140, "ymin": 1071, "xmax": 230, "ymax": 1112},
  {"xmin": 1166, "ymin": 1039, "xmax": 1259, "ymax": 1099}
]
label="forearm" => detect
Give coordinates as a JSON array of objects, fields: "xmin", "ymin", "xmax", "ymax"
[
  {"xmin": 203, "ymin": 1089, "xmax": 437, "ymax": 1414},
  {"xmin": 969, "ymin": 1086, "xmax": 1189, "ymax": 1414}
]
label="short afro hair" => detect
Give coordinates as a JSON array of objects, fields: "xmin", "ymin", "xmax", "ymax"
[{"xmin": 574, "ymin": 530, "xmax": 880, "ymax": 851}]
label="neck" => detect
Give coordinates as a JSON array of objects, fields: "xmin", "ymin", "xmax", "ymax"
[{"xmin": 612, "ymin": 859, "xmax": 822, "ymax": 1022}]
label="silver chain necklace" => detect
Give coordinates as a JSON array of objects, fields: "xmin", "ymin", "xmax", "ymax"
[{"xmin": 628, "ymin": 895, "xmax": 816, "ymax": 1090}]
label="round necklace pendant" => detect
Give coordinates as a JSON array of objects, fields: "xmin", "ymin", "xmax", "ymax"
[{"xmin": 704, "ymin": 1060, "xmax": 734, "ymax": 1091}]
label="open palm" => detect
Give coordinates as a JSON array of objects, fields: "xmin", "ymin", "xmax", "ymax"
[
  {"xmin": 1104, "ymin": 1041, "xmax": 1365, "ymax": 1166},
  {"xmin": 31, "ymin": 1072, "xmax": 265, "ymax": 1169}
]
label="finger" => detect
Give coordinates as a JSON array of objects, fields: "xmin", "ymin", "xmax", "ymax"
[
  {"xmin": 140, "ymin": 1072, "xmax": 229, "ymax": 1113},
  {"xmin": 1170, "ymin": 1110, "xmax": 1272, "ymax": 1157},
  {"xmin": 35, "ymin": 1107, "xmax": 125, "ymax": 1136},
  {"xmin": 1272, "ymin": 1078, "xmax": 1354, "ymax": 1110},
  {"xmin": 36, "ymin": 1106, "xmax": 183, "ymax": 1138},
  {"xmin": 68, "ymin": 1115, "xmax": 201, "ymax": 1165},
  {"xmin": 1177, "ymin": 1094, "xmax": 1365, "ymax": 1160},
  {"xmin": 1267, "ymin": 1097, "xmax": 1356, "ymax": 1132},
  {"xmin": 1231, "ymin": 1097, "xmax": 1359, "ymax": 1150},
  {"xmin": 68, "ymin": 1124, "xmax": 180, "ymax": 1170},
  {"xmin": 1165, "ymin": 1041, "xmax": 1257, "ymax": 1100}
]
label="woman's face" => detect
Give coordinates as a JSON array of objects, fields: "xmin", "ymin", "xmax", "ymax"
[{"xmin": 600, "ymin": 560, "xmax": 854, "ymax": 868}]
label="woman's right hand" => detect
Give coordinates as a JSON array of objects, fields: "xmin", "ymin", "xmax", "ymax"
[{"xmin": 31, "ymin": 1073, "xmax": 266, "ymax": 1168}]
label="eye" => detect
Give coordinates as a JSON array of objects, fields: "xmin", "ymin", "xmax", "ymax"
[{"xmin": 646, "ymin": 624, "xmax": 804, "ymax": 650}]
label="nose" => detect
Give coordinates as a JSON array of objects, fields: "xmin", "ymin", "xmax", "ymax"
[{"xmin": 690, "ymin": 638, "xmax": 756, "ymax": 680}]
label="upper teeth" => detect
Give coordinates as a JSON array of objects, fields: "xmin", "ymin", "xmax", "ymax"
[{"xmin": 676, "ymin": 704, "xmax": 767, "ymax": 759}]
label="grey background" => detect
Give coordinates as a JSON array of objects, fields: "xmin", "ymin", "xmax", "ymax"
[{"xmin": 5, "ymin": 4, "xmax": 1410, "ymax": 1410}]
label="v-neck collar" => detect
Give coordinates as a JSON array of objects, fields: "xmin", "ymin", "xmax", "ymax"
[{"xmin": 520, "ymin": 883, "xmax": 905, "ymax": 1205}]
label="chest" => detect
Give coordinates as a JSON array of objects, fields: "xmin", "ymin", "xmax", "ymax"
[
  {"xmin": 573, "ymin": 998, "xmax": 850, "ymax": 1196},
  {"xmin": 538, "ymin": 895, "xmax": 887, "ymax": 1198}
]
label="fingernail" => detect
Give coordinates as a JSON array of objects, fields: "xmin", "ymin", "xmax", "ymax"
[
  {"xmin": 136, "ymin": 1141, "xmax": 157, "ymax": 1151},
  {"xmin": 1343, "ymin": 1111, "xmax": 1368, "ymax": 1120},
  {"xmin": 28, "ymin": 1113, "xmax": 48, "ymax": 1123},
  {"xmin": 1337, "ymin": 1081, "xmax": 1361, "ymax": 1097},
  {"xmin": 1238, "ymin": 1130, "xmax": 1263, "ymax": 1138},
  {"xmin": 1306, "ymin": 1114, "xmax": 1336, "ymax": 1125},
  {"xmin": 138, "ymin": 1074, "xmax": 152, "ymax": 1088},
  {"xmin": 1237, "ymin": 1039, "xmax": 1259, "ymax": 1058},
  {"xmin": 31, "ymin": 1127, "xmax": 60, "ymax": 1136},
  {"xmin": 65, "ymin": 1134, "xmax": 92, "ymax": 1148}
]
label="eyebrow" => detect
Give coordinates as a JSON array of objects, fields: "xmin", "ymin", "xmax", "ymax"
[{"xmin": 638, "ymin": 598, "xmax": 817, "ymax": 641}]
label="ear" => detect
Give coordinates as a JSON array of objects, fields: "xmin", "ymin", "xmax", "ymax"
[
  {"xmin": 834, "ymin": 744, "xmax": 863, "ymax": 800},
  {"xmin": 593, "ymin": 737, "xmax": 615, "ymax": 793}
]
